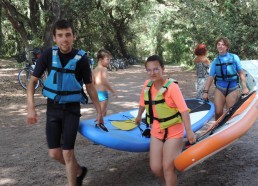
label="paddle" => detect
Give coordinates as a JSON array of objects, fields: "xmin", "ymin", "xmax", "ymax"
[
  {"xmin": 110, "ymin": 119, "xmax": 137, "ymax": 130},
  {"xmin": 120, "ymin": 114, "xmax": 151, "ymax": 138},
  {"xmin": 184, "ymin": 92, "xmax": 255, "ymax": 150}
]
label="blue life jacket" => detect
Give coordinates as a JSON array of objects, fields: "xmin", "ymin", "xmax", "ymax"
[
  {"xmin": 43, "ymin": 46, "xmax": 88, "ymax": 104},
  {"xmin": 214, "ymin": 54, "xmax": 238, "ymax": 82}
]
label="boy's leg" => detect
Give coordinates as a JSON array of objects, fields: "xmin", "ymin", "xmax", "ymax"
[{"xmin": 100, "ymin": 100, "xmax": 108, "ymax": 116}]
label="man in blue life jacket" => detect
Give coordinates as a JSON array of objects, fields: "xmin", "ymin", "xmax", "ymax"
[{"xmin": 26, "ymin": 20, "xmax": 103, "ymax": 186}]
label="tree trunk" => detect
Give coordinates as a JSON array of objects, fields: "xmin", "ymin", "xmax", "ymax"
[
  {"xmin": 41, "ymin": 0, "xmax": 61, "ymax": 49},
  {"xmin": 1, "ymin": 0, "xmax": 31, "ymax": 50},
  {"xmin": 0, "ymin": 2, "xmax": 3, "ymax": 56}
]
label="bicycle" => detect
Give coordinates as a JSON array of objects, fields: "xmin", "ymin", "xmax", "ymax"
[
  {"xmin": 17, "ymin": 48, "xmax": 47, "ymax": 90},
  {"xmin": 107, "ymin": 59, "xmax": 119, "ymax": 71}
]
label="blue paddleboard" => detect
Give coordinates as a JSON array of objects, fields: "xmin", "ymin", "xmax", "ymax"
[{"xmin": 79, "ymin": 98, "xmax": 214, "ymax": 152}]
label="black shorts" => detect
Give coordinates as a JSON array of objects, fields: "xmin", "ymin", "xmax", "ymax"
[{"xmin": 46, "ymin": 99, "xmax": 81, "ymax": 150}]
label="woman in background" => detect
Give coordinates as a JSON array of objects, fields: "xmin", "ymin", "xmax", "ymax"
[
  {"xmin": 203, "ymin": 37, "xmax": 249, "ymax": 120},
  {"xmin": 194, "ymin": 44, "xmax": 210, "ymax": 98}
]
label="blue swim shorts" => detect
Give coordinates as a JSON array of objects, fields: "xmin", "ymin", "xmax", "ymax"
[{"xmin": 97, "ymin": 91, "xmax": 109, "ymax": 102}]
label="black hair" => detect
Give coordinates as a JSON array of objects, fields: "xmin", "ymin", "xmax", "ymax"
[
  {"xmin": 52, "ymin": 19, "xmax": 75, "ymax": 36},
  {"xmin": 145, "ymin": 55, "xmax": 164, "ymax": 68}
]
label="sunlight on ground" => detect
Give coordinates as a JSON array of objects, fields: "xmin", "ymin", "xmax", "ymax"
[
  {"xmin": 0, "ymin": 178, "xmax": 16, "ymax": 185},
  {"xmin": 0, "ymin": 93, "xmax": 26, "ymax": 97},
  {"xmin": 113, "ymin": 101, "xmax": 138, "ymax": 108}
]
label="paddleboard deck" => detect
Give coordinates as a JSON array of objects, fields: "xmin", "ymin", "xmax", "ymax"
[
  {"xmin": 79, "ymin": 98, "xmax": 214, "ymax": 152},
  {"xmin": 174, "ymin": 60, "xmax": 258, "ymax": 172}
]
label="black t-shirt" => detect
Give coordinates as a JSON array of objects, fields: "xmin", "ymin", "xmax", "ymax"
[{"xmin": 33, "ymin": 48, "xmax": 92, "ymax": 84}]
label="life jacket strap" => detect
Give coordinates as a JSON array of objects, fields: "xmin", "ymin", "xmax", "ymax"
[
  {"xmin": 148, "ymin": 87, "xmax": 153, "ymax": 127},
  {"xmin": 146, "ymin": 111, "xmax": 181, "ymax": 122},
  {"xmin": 144, "ymin": 99, "xmax": 165, "ymax": 105},
  {"xmin": 215, "ymin": 62, "xmax": 233, "ymax": 66},
  {"xmin": 216, "ymin": 74, "xmax": 237, "ymax": 78},
  {"xmin": 51, "ymin": 66, "xmax": 75, "ymax": 73},
  {"xmin": 43, "ymin": 86, "xmax": 82, "ymax": 95},
  {"xmin": 163, "ymin": 128, "xmax": 168, "ymax": 142}
]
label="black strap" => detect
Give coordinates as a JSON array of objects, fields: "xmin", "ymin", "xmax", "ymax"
[
  {"xmin": 216, "ymin": 74, "xmax": 237, "ymax": 78},
  {"xmin": 215, "ymin": 62, "xmax": 233, "ymax": 66},
  {"xmin": 43, "ymin": 86, "xmax": 82, "ymax": 95},
  {"xmin": 144, "ymin": 99, "xmax": 165, "ymax": 105},
  {"xmin": 51, "ymin": 66, "xmax": 75, "ymax": 73},
  {"xmin": 146, "ymin": 111, "xmax": 181, "ymax": 122},
  {"xmin": 147, "ymin": 88, "xmax": 153, "ymax": 128},
  {"xmin": 225, "ymin": 82, "xmax": 231, "ymax": 96},
  {"xmin": 218, "ymin": 56, "xmax": 225, "ymax": 80},
  {"xmin": 163, "ymin": 128, "xmax": 168, "ymax": 142}
]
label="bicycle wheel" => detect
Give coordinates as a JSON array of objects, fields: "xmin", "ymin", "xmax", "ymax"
[
  {"xmin": 18, "ymin": 68, "xmax": 40, "ymax": 90},
  {"xmin": 107, "ymin": 63, "xmax": 117, "ymax": 71}
]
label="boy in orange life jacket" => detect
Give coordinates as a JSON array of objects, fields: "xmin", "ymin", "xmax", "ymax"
[
  {"xmin": 93, "ymin": 49, "xmax": 117, "ymax": 116},
  {"xmin": 135, "ymin": 55, "xmax": 196, "ymax": 186}
]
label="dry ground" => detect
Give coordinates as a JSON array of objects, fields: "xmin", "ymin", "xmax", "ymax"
[{"xmin": 0, "ymin": 59, "xmax": 257, "ymax": 186}]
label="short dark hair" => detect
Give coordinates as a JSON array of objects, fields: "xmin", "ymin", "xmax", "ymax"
[
  {"xmin": 52, "ymin": 19, "xmax": 75, "ymax": 36},
  {"xmin": 145, "ymin": 55, "xmax": 164, "ymax": 68},
  {"xmin": 97, "ymin": 48, "xmax": 112, "ymax": 60},
  {"xmin": 215, "ymin": 37, "xmax": 231, "ymax": 49},
  {"xmin": 194, "ymin": 44, "xmax": 207, "ymax": 56}
]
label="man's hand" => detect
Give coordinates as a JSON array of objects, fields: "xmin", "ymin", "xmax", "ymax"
[{"xmin": 27, "ymin": 107, "xmax": 38, "ymax": 124}]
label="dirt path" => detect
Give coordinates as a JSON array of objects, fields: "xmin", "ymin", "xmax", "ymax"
[{"xmin": 0, "ymin": 59, "xmax": 257, "ymax": 186}]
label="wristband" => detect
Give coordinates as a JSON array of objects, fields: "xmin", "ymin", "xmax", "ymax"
[{"xmin": 203, "ymin": 90, "xmax": 208, "ymax": 93}]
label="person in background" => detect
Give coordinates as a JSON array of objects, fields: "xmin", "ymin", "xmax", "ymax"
[
  {"xmin": 90, "ymin": 58, "xmax": 95, "ymax": 70},
  {"xmin": 26, "ymin": 19, "xmax": 103, "ymax": 186},
  {"xmin": 93, "ymin": 49, "xmax": 117, "ymax": 116},
  {"xmin": 194, "ymin": 44, "xmax": 210, "ymax": 98},
  {"xmin": 86, "ymin": 51, "xmax": 95, "ymax": 70},
  {"xmin": 203, "ymin": 37, "xmax": 249, "ymax": 120},
  {"xmin": 135, "ymin": 55, "xmax": 196, "ymax": 186}
]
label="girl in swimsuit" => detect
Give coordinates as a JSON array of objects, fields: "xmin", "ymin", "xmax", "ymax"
[{"xmin": 203, "ymin": 37, "xmax": 249, "ymax": 120}]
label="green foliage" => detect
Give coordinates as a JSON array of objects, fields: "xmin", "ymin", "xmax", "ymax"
[{"xmin": 1, "ymin": 0, "xmax": 258, "ymax": 65}]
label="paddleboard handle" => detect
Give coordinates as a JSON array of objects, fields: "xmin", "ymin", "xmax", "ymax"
[
  {"xmin": 95, "ymin": 123, "xmax": 109, "ymax": 132},
  {"xmin": 183, "ymin": 140, "xmax": 196, "ymax": 150}
]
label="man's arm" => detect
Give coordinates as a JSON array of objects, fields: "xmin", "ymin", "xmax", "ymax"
[
  {"xmin": 85, "ymin": 83, "xmax": 104, "ymax": 124},
  {"xmin": 27, "ymin": 76, "xmax": 39, "ymax": 124}
]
